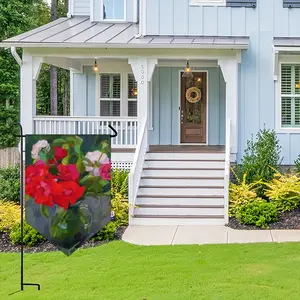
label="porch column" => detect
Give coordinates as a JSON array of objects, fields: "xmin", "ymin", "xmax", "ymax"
[
  {"xmin": 218, "ymin": 58, "xmax": 239, "ymax": 154},
  {"xmin": 129, "ymin": 58, "xmax": 157, "ymax": 138},
  {"xmin": 20, "ymin": 52, "xmax": 42, "ymax": 135}
]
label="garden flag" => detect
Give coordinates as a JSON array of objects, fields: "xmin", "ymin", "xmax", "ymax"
[{"xmin": 25, "ymin": 135, "xmax": 112, "ymax": 256}]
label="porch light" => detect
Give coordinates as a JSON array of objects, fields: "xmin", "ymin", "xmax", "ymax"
[
  {"xmin": 182, "ymin": 60, "xmax": 193, "ymax": 78},
  {"xmin": 132, "ymin": 87, "xmax": 138, "ymax": 97},
  {"xmin": 296, "ymin": 83, "xmax": 300, "ymax": 89},
  {"xmin": 93, "ymin": 59, "xmax": 99, "ymax": 72}
]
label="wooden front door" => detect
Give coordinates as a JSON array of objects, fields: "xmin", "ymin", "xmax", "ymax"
[{"xmin": 180, "ymin": 72, "xmax": 207, "ymax": 143}]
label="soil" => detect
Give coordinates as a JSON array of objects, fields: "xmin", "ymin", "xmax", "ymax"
[
  {"xmin": 0, "ymin": 226, "xmax": 127, "ymax": 253},
  {"xmin": 227, "ymin": 207, "xmax": 300, "ymax": 230}
]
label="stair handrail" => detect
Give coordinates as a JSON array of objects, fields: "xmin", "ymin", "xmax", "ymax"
[
  {"xmin": 128, "ymin": 118, "xmax": 148, "ymax": 224},
  {"xmin": 224, "ymin": 118, "xmax": 231, "ymax": 224}
]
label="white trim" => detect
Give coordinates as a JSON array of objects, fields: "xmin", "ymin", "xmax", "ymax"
[
  {"xmin": 70, "ymin": 70, "xmax": 74, "ymax": 116},
  {"xmin": 90, "ymin": 0, "xmax": 94, "ymax": 22},
  {"xmin": 275, "ymin": 60, "xmax": 300, "ymax": 133},
  {"xmin": 178, "ymin": 69, "xmax": 209, "ymax": 146},
  {"xmin": 100, "ymin": 0, "xmax": 127, "ymax": 22},
  {"xmin": 190, "ymin": 0, "xmax": 226, "ymax": 6},
  {"xmin": 133, "ymin": 0, "xmax": 138, "ymax": 23},
  {"xmin": 69, "ymin": 0, "xmax": 74, "ymax": 16},
  {"xmin": 142, "ymin": 0, "xmax": 147, "ymax": 36}
]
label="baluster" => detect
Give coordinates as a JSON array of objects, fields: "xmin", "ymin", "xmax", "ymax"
[
  {"xmin": 120, "ymin": 120, "xmax": 123, "ymax": 147},
  {"xmin": 125, "ymin": 120, "xmax": 128, "ymax": 146},
  {"xmin": 92, "ymin": 121, "xmax": 95, "ymax": 134}
]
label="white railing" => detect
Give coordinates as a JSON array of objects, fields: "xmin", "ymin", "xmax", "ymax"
[
  {"xmin": 33, "ymin": 116, "xmax": 138, "ymax": 148},
  {"xmin": 128, "ymin": 119, "xmax": 148, "ymax": 224},
  {"xmin": 224, "ymin": 118, "xmax": 231, "ymax": 225}
]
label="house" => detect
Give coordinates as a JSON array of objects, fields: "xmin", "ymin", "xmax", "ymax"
[{"xmin": 2, "ymin": 0, "xmax": 300, "ymax": 226}]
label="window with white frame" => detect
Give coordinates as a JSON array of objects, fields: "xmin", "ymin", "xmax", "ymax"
[
  {"xmin": 127, "ymin": 74, "xmax": 137, "ymax": 117},
  {"xmin": 103, "ymin": 0, "xmax": 125, "ymax": 20},
  {"xmin": 281, "ymin": 64, "xmax": 300, "ymax": 128},
  {"xmin": 100, "ymin": 74, "xmax": 121, "ymax": 117},
  {"xmin": 99, "ymin": 72, "xmax": 138, "ymax": 117},
  {"xmin": 190, "ymin": 0, "xmax": 226, "ymax": 6}
]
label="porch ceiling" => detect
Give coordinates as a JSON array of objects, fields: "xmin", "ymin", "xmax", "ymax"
[{"xmin": 1, "ymin": 17, "xmax": 249, "ymax": 50}]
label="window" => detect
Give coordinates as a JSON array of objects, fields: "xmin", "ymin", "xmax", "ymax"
[
  {"xmin": 190, "ymin": 0, "xmax": 226, "ymax": 6},
  {"xmin": 127, "ymin": 74, "xmax": 137, "ymax": 117},
  {"xmin": 280, "ymin": 65, "xmax": 300, "ymax": 128},
  {"xmin": 100, "ymin": 74, "xmax": 121, "ymax": 117},
  {"xmin": 103, "ymin": 0, "xmax": 125, "ymax": 20}
]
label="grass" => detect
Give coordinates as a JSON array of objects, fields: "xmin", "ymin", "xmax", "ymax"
[{"xmin": 1, "ymin": 241, "xmax": 300, "ymax": 299}]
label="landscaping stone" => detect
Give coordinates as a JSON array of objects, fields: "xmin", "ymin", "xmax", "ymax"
[{"xmin": 271, "ymin": 230, "xmax": 300, "ymax": 243}]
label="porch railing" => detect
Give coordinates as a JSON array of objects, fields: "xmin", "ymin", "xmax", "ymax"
[
  {"xmin": 224, "ymin": 118, "xmax": 231, "ymax": 225},
  {"xmin": 33, "ymin": 116, "xmax": 138, "ymax": 148},
  {"xmin": 128, "ymin": 119, "xmax": 148, "ymax": 224}
]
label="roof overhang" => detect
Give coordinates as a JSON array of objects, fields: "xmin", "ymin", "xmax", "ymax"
[{"xmin": 1, "ymin": 17, "xmax": 249, "ymax": 50}]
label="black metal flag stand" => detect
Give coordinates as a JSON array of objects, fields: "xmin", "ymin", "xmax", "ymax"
[
  {"xmin": 14, "ymin": 123, "xmax": 41, "ymax": 292},
  {"xmin": 13, "ymin": 122, "xmax": 118, "ymax": 292}
]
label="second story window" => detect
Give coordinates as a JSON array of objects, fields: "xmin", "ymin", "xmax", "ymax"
[{"xmin": 103, "ymin": 0, "xmax": 125, "ymax": 21}]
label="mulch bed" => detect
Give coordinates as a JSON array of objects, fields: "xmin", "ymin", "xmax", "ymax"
[
  {"xmin": 227, "ymin": 207, "xmax": 300, "ymax": 230},
  {"xmin": 0, "ymin": 226, "xmax": 127, "ymax": 254}
]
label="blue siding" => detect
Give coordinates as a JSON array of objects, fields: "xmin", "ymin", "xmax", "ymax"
[
  {"xmin": 72, "ymin": 67, "xmax": 95, "ymax": 116},
  {"xmin": 149, "ymin": 67, "xmax": 225, "ymax": 146}
]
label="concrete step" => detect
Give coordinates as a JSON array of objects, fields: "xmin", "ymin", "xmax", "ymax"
[
  {"xmin": 141, "ymin": 168, "xmax": 225, "ymax": 178},
  {"xmin": 134, "ymin": 207, "xmax": 224, "ymax": 216},
  {"xmin": 139, "ymin": 177, "xmax": 224, "ymax": 187},
  {"xmin": 137, "ymin": 187, "xmax": 224, "ymax": 197},
  {"xmin": 145, "ymin": 152, "xmax": 225, "ymax": 161},
  {"xmin": 136, "ymin": 196, "xmax": 225, "ymax": 206},
  {"xmin": 131, "ymin": 217, "xmax": 225, "ymax": 226},
  {"xmin": 143, "ymin": 160, "xmax": 225, "ymax": 169}
]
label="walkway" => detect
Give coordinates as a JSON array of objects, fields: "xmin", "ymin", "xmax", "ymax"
[{"xmin": 122, "ymin": 225, "xmax": 300, "ymax": 245}]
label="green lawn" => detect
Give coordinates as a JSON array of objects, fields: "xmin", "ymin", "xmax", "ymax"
[{"xmin": 1, "ymin": 241, "xmax": 300, "ymax": 300}]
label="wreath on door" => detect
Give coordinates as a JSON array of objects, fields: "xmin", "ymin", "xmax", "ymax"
[{"xmin": 186, "ymin": 87, "xmax": 201, "ymax": 103}]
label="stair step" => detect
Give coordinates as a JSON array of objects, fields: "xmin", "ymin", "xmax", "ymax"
[
  {"xmin": 136, "ymin": 197, "xmax": 224, "ymax": 206},
  {"xmin": 136, "ymin": 204, "xmax": 224, "ymax": 209},
  {"xmin": 139, "ymin": 178, "xmax": 224, "ymax": 187},
  {"xmin": 138, "ymin": 187, "xmax": 224, "ymax": 196},
  {"xmin": 134, "ymin": 206, "xmax": 224, "ymax": 216},
  {"xmin": 143, "ymin": 160, "xmax": 225, "ymax": 169},
  {"xmin": 131, "ymin": 218, "xmax": 225, "ymax": 225},
  {"xmin": 142, "ymin": 169, "xmax": 224, "ymax": 177},
  {"xmin": 133, "ymin": 214, "xmax": 224, "ymax": 219},
  {"xmin": 145, "ymin": 152, "xmax": 225, "ymax": 161}
]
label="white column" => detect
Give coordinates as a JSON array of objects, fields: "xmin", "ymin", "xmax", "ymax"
[
  {"xmin": 20, "ymin": 52, "xmax": 42, "ymax": 135},
  {"xmin": 129, "ymin": 58, "xmax": 157, "ymax": 137},
  {"xmin": 218, "ymin": 58, "xmax": 239, "ymax": 154}
]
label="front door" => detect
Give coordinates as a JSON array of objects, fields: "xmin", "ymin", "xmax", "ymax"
[{"xmin": 180, "ymin": 72, "xmax": 207, "ymax": 143}]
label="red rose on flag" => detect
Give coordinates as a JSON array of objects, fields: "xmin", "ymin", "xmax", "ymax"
[
  {"xmin": 53, "ymin": 181, "xmax": 86, "ymax": 210},
  {"xmin": 58, "ymin": 164, "xmax": 79, "ymax": 181},
  {"xmin": 54, "ymin": 146, "xmax": 68, "ymax": 162},
  {"xmin": 99, "ymin": 163, "xmax": 111, "ymax": 180}
]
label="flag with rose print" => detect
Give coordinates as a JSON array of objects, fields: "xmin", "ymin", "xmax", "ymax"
[{"xmin": 25, "ymin": 135, "xmax": 112, "ymax": 256}]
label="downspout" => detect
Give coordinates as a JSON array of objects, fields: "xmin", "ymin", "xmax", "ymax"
[
  {"xmin": 10, "ymin": 47, "xmax": 22, "ymax": 66},
  {"xmin": 135, "ymin": 0, "xmax": 144, "ymax": 38}
]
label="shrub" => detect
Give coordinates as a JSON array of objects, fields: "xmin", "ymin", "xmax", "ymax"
[
  {"xmin": 295, "ymin": 155, "xmax": 300, "ymax": 173},
  {"xmin": 10, "ymin": 221, "xmax": 46, "ymax": 247},
  {"xmin": 0, "ymin": 106, "xmax": 19, "ymax": 149},
  {"xmin": 236, "ymin": 200, "xmax": 278, "ymax": 228},
  {"xmin": 263, "ymin": 171, "xmax": 300, "ymax": 212},
  {"xmin": 112, "ymin": 192, "xmax": 129, "ymax": 226},
  {"xmin": 0, "ymin": 200, "xmax": 20, "ymax": 233},
  {"xmin": 0, "ymin": 166, "xmax": 20, "ymax": 203},
  {"xmin": 229, "ymin": 172, "xmax": 259, "ymax": 217},
  {"xmin": 111, "ymin": 168, "xmax": 129, "ymax": 198},
  {"xmin": 92, "ymin": 222, "xmax": 118, "ymax": 242},
  {"xmin": 237, "ymin": 128, "xmax": 282, "ymax": 195}
]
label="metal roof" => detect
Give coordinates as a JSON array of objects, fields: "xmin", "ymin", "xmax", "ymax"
[{"xmin": 2, "ymin": 17, "xmax": 249, "ymax": 49}]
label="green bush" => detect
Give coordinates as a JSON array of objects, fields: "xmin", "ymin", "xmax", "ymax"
[
  {"xmin": 0, "ymin": 166, "xmax": 20, "ymax": 203},
  {"xmin": 0, "ymin": 107, "xmax": 19, "ymax": 149},
  {"xmin": 236, "ymin": 128, "xmax": 282, "ymax": 196},
  {"xmin": 295, "ymin": 155, "xmax": 300, "ymax": 173},
  {"xmin": 92, "ymin": 222, "xmax": 118, "ymax": 242},
  {"xmin": 263, "ymin": 171, "xmax": 300, "ymax": 212},
  {"xmin": 236, "ymin": 200, "xmax": 278, "ymax": 228},
  {"xmin": 10, "ymin": 221, "xmax": 46, "ymax": 247},
  {"xmin": 111, "ymin": 168, "xmax": 129, "ymax": 198},
  {"xmin": 0, "ymin": 200, "xmax": 20, "ymax": 233}
]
